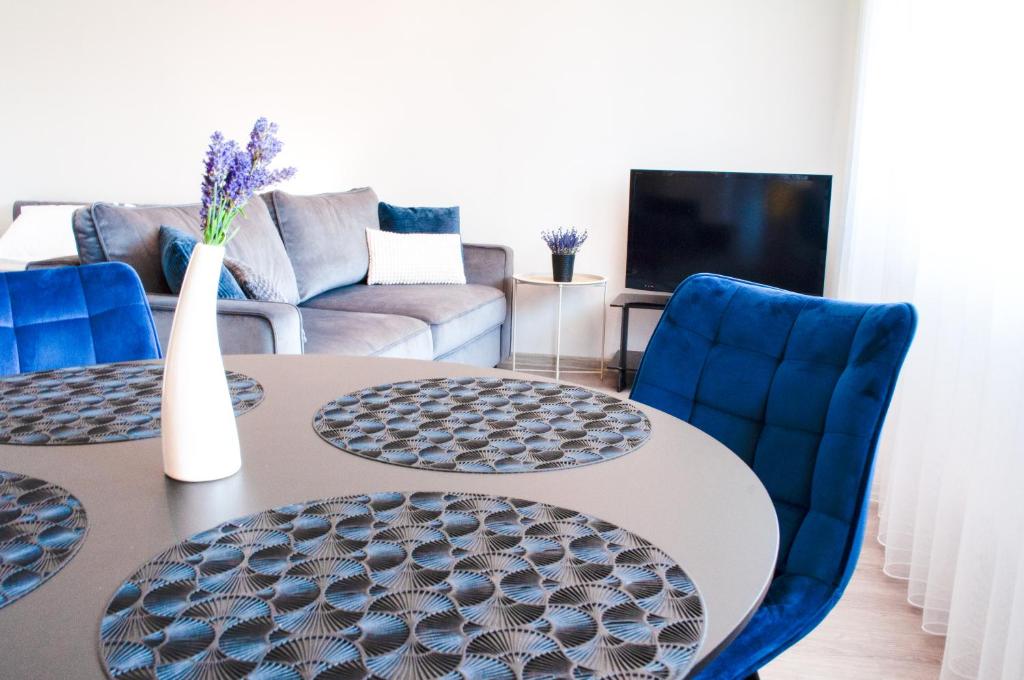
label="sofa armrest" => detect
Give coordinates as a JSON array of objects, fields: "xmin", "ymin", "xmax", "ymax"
[
  {"xmin": 462, "ymin": 242, "xmax": 513, "ymax": 361},
  {"xmin": 147, "ymin": 294, "xmax": 304, "ymax": 356},
  {"xmin": 26, "ymin": 256, "xmax": 82, "ymax": 270},
  {"xmin": 462, "ymin": 243, "xmax": 513, "ymax": 290}
]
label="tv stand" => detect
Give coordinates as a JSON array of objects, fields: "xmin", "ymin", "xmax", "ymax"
[{"xmin": 610, "ymin": 291, "xmax": 671, "ymax": 391}]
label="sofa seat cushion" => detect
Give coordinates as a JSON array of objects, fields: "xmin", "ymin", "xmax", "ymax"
[
  {"xmin": 74, "ymin": 200, "xmax": 300, "ymax": 303},
  {"xmin": 301, "ymin": 284, "xmax": 505, "ymax": 357},
  {"xmin": 298, "ymin": 308, "xmax": 432, "ymax": 359}
]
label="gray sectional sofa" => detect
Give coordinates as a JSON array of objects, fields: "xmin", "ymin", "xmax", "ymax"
[{"xmin": 22, "ymin": 189, "xmax": 512, "ymax": 366}]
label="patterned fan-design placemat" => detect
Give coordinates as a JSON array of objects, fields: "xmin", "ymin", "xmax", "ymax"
[
  {"xmin": 0, "ymin": 470, "xmax": 87, "ymax": 609},
  {"xmin": 313, "ymin": 377, "xmax": 652, "ymax": 473},
  {"xmin": 0, "ymin": 362, "xmax": 264, "ymax": 446},
  {"xmin": 99, "ymin": 491, "xmax": 704, "ymax": 679}
]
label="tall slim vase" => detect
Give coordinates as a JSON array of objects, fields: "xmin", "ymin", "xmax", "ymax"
[{"xmin": 161, "ymin": 243, "xmax": 241, "ymax": 482}]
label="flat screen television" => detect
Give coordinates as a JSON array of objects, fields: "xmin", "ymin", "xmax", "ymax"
[{"xmin": 625, "ymin": 170, "xmax": 832, "ymax": 295}]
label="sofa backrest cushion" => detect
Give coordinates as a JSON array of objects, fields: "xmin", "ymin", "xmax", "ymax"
[
  {"xmin": 270, "ymin": 188, "xmax": 378, "ymax": 301},
  {"xmin": 73, "ymin": 199, "xmax": 300, "ymax": 303}
]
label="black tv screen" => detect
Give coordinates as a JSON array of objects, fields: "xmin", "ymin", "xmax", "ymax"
[{"xmin": 625, "ymin": 170, "xmax": 832, "ymax": 295}]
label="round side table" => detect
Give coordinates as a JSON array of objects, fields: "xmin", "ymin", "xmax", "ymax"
[{"xmin": 511, "ymin": 272, "xmax": 608, "ymax": 380}]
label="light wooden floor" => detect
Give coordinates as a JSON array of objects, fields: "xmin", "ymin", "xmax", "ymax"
[{"xmin": 504, "ymin": 357, "xmax": 946, "ymax": 679}]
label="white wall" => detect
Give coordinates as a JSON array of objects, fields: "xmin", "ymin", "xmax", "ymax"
[{"xmin": 0, "ymin": 0, "xmax": 860, "ymax": 357}]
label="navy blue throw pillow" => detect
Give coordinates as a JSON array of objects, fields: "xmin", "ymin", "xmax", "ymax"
[
  {"xmin": 158, "ymin": 226, "xmax": 245, "ymax": 300},
  {"xmin": 378, "ymin": 202, "xmax": 460, "ymax": 234}
]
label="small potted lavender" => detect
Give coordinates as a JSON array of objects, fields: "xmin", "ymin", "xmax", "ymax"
[
  {"xmin": 542, "ymin": 227, "xmax": 588, "ymax": 282},
  {"xmin": 162, "ymin": 118, "xmax": 295, "ymax": 483}
]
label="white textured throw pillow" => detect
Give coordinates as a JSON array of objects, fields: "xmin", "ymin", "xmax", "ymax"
[
  {"xmin": 0, "ymin": 204, "xmax": 83, "ymax": 263},
  {"xmin": 366, "ymin": 228, "xmax": 466, "ymax": 285}
]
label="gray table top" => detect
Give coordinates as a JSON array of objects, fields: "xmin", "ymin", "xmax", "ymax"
[{"xmin": 0, "ymin": 354, "xmax": 778, "ymax": 678}]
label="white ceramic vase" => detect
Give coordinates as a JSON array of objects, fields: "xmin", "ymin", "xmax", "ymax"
[{"xmin": 161, "ymin": 243, "xmax": 241, "ymax": 482}]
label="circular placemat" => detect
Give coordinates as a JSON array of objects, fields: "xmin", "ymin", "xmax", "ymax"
[
  {"xmin": 100, "ymin": 491, "xmax": 704, "ymax": 679},
  {"xmin": 0, "ymin": 470, "xmax": 87, "ymax": 609},
  {"xmin": 313, "ymin": 377, "xmax": 652, "ymax": 473},
  {"xmin": 0, "ymin": 363, "xmax": 264, "ymax": 446}
]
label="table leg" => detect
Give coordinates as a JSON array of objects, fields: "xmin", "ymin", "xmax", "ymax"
[
  {"xmin": 600, "ymin": 283, "xmax": 607, "ymax": 380},
  {"xmin": 555, "ymin": 284, "xmax": 563, "ymax": 380},
  {"xmin": 511, "ymin": 279, "xmax": 518, "ymax": 372},
  {"xmin": 618, "ymin": 305, "xmax": 629, "ymax": 392}
]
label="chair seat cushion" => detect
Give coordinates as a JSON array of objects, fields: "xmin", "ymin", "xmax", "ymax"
[
  {"xmin": 691, "ymin": 574, "xmax": 834, "ymax": 680},
  {"xmin": 298, "ymin": 308, "xmax": 432, "ymax": 359},
  {"xmin": 301, "ymin": 284, "xmax": 505, "ymax": 357}
]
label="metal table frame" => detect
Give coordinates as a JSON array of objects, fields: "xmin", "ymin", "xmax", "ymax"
[
  {"xmin": 610, "ymin": 291, "xmax": 671, "ymax": 391},
  {"xmin": 510, "ymin": 272, "xmax": 607, "ymax": 380}
]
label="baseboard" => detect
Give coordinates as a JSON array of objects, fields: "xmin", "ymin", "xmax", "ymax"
[{"xmin": 498, "ymin": 352, "xmax": 602, "ymax": 372}]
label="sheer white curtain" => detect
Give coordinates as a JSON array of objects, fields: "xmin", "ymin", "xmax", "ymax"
[{"xmin": 840, "ymin": 1, "xmax": 1024, "ymax": 678}]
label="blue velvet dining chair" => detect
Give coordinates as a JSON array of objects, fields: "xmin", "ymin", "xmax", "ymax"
[
  {"xmin": 0, "ymin": 262, "xmax": 161, "ymax": 376},
  {"xmin": 630, "ymin": 274, "xmax": 916, "ymax": 680}
]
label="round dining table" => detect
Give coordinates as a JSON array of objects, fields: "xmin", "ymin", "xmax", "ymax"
[{"xmin": 0, "ymin": 354, "xmax": 778, "ymax": 678}]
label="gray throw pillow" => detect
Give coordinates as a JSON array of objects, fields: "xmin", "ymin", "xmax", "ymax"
[
  {"xmin": 270, "ymin": 188, "xmax": 379, "ymax": 302},
  {"xmin": 223, "ymin": 257, "xmax": 288, "ymax": 303}
]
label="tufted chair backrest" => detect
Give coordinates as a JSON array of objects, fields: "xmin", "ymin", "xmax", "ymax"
[
  {"xmin": 631, "ymin": 274, "xmax": 915, "ymax": 587},
  {"xmin": 0, "ymin": 263, "xmax": 161, "ymax": 376}
]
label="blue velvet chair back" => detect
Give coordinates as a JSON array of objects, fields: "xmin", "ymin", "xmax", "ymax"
[
  {"xmin": 631, "ymin": 274, "xmax": 915, "ymax": 677},
  {"xmin": 0, "ymin": 263, "xmax": 161, "ymax": 376}
]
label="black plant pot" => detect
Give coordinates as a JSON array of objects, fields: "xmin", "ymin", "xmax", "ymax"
[{"xmin": 551, "ymin": 254, "xmax": 575, "ymax": 282}]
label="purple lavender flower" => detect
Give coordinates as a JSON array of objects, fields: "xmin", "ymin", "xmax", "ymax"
[
  {"xmin": 542, "ymin": 227, "xmax": 589, "ymax": 255},
  {"xmin": 200, "ymin": 118, "xmax": 296, "ymax": 245},
  {"xmin": 199, "ymin": 132, "xmax": 236, "ymax": 230}
]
